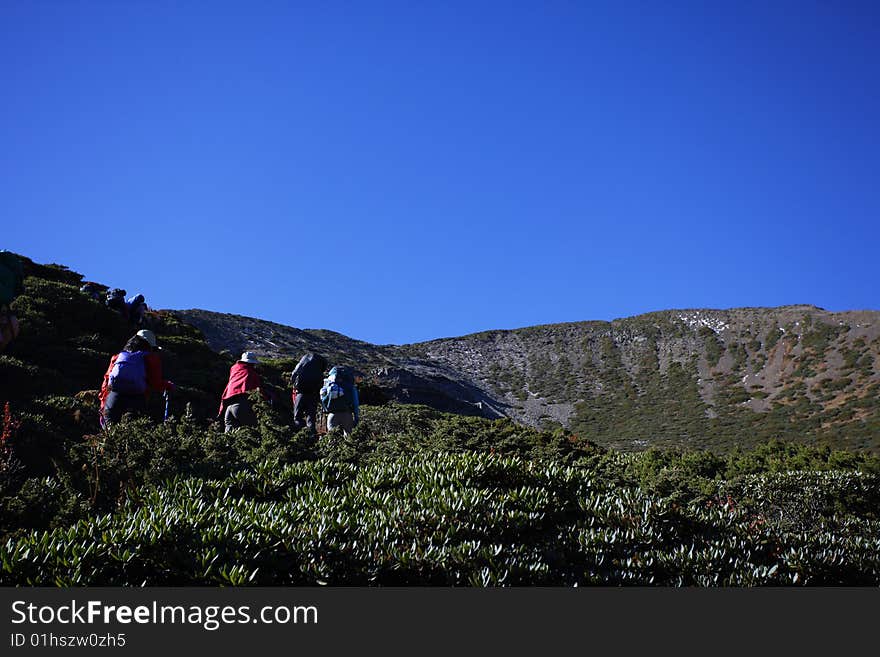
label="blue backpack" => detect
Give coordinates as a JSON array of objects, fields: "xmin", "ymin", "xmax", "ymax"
[
  {"xmin": 109, "ymin": 351, "xmax": 148, "ymax": 394},
  {"xmin": 321, "ymin": 366, "xmax": 354, "ymax": 413}
]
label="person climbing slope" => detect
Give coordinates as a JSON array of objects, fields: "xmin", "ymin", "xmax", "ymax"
[
  {"xmin": 290, "ymin": 351, "xmax": 328, "ymax": 431},
  {"xmin": 126, "ymin": 293, "xmax": 147, "ymax": 326},
  {"xmin": 79, "ymin": 281, "xmax": 103, "ymax": 301},
  {"xmin": 219, "ymin": 351, "xmax": 271, "ymax": 432},
  {"xmin": 99, "ymin": 329, "xmax": 175, "ymax": 426},
  {"xmin": 105, "ymin": 288, "xmax": 128, "ymax": 318},
  {"xmin": 320, "ymin": 365, "xmax": 360, "ymax": 436}
]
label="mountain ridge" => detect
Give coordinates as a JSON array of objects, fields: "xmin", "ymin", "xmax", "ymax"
[
  {"xmin": 171, "ymin": 304, "xmax": 880, "ymax": 452},
  {"xmin": 4, "ymin": 259, "xmax": 880, "ymax": 587},
  {"xmin": 2, "ymin": 251, "xmax": 876, "ymax": 453}
]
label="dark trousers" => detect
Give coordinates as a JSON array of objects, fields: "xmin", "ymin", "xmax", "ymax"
[
  {"xmin": 102, "ymin": 391, "xmax": 147, "ymax": 426},
  {"xmin": 224, "ymin": 395, "xmax": 256, "ymax": 432},
  {"xmin": 292, "ymin": 390, "xmax": 320, "ymax": 430}
]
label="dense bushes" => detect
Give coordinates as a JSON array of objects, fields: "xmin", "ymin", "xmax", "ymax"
[
  {"xmin": 2, "ymin": 451, "xmax": 879, "ymax": 586},
  {"xmin": 2, "ymin": 400, "xmax": 879, "ymax": 585}
]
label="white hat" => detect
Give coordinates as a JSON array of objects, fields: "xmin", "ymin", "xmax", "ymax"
[
  {"xmin": 240, "ymin": 351, "xmax": 260, "ymax": 364},
  {"xmin": 136, "ymin": 329, "xmax": 158, "ymax": 348}
]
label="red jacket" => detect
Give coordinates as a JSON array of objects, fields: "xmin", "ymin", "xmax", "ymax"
[
  {"xmin": 99, "ymin": 351, "xmax": 173, "ymax": 409},
  {"xmin": 218, "ymin": 362, "xmax": 266, "ymax": 414}
]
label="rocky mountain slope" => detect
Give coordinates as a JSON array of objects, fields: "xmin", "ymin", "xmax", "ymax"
[
  {"xmin": 170, "ymin": 309, "xmax": 501, "ymax": 418},
  {"xmin": 172, "ymin": 305, "xmax": 880, "ymax": 452},
  {"xmin": 2, "ymin": 251, "xmax": 876, "ymax": 454}
]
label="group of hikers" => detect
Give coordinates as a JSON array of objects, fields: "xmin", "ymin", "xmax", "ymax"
[
  {"xmin": 99, "ymin": 330, "xmax": 360, "ymax": 436},
  {"xmin": 216, "ymin": 349, "xmax": 359, "ymax": 433},
  {"xmin": 1, "ymin": 250, "xmax": 360, "ymax": 435},
  {"xmin": 81, "ymin": 282, "xmax": 149, "ymax": 326},
  {"xmin": 0, "ymin": 248, "xmax": 149, "ymax": 354}
]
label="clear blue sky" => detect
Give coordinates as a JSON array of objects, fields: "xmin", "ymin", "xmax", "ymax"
[{"xmin": 2, "ymin": 1, "xmax": 878, "ymax": 345}]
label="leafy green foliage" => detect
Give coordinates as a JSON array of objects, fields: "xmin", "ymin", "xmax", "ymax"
[
  {"xmin": 2, "ymin": 396, "xmax": 878, "ymax": 586},
  {"xmin": 2, "ymin": 448, "xmax": 878, "ymax": 586},
  {"xmin": 2, "ymin": 254, "xmax": 880, "ymax": 586}
]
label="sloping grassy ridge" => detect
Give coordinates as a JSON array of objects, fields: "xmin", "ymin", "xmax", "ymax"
[{"xmin": 1, "ymin": 254, "xmax": 879, "ymax": 585}]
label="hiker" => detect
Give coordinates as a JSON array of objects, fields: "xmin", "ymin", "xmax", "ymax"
[
  {"xmin": 79, "ymin": 281, "xmax": 103, "ymax": 301},
  {"xmin": 320, "ymin": 365, "xmax": 360, "ymax": 436},
  {"xmin": 99, "ymin": 329, "xmax": 175, "ymax": 426},
  {"xmin": 290, "ymin": 352, "xmax": 328, "ymax": 431},
  {"xmin": 126, "ymin": 293, "xmax": 147, "ymax": 326},
  {"xmin": 219, "ymin": 352, "xmax": 271, "ymax": 432},
  {"xmin": 0, "ymin": 250, "xmax": 24, "ymax": 353},
  {"xmin": 105, "ymin": 288, "xmax": 128, "ymax": 318}
]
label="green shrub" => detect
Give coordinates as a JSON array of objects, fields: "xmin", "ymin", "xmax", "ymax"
[{"xmin": 3, "ymin": 452, "xmax": 879, "ymax": 586}]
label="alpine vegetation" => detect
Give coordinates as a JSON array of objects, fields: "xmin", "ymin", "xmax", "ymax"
[{"xmin": 1, "ymin": 253, "xmax": 878, "ymax": 586}]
